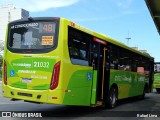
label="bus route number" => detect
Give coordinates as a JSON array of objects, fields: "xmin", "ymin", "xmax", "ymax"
[
  {"xmin": 43, "ymin": 24, "xmax": 53, "ymax": 32},
  {"xmin": 34, "ymin": 62, "xmax": 49, "ymax": 68}
]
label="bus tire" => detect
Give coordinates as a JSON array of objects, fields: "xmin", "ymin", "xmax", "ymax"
[
  {"xmin": 156, "ymin": 88, "xmax": 160, "ymax": 93},
  {"xmin": 107, "ymin": 87, "xmax": 118, "ymax": 109}
]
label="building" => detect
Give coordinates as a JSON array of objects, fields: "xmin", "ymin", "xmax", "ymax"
[
  {"xmin": 0, "ymin": 4, "xmax": 29, "ymax": 43},
  {"xmin": 131, "ymin": 47, "xmax": 150, "ymax": 56},
  {"xmin": 0, "ymin": 4, "xmax": 29, "ymax": 56},
  {"xmin": 139, "ymin": 50, "xmax": 147, "ymax": 53},
  {"xmin": 131, "ymin": 47, "xmax": 138, "ymax": 51}
]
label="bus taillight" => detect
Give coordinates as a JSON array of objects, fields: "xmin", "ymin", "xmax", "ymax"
[
  {"xmin": 4, "ymin": 60, "xmax": 7, "ymax": 85},
  {"xmin": 50, "ymin": 61, "xmax": 61, "ymax": 90}
]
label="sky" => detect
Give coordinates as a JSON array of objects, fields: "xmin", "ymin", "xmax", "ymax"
[{"xmin": 1, "ymin": 0, "xmax": 160, "ymax": 62}]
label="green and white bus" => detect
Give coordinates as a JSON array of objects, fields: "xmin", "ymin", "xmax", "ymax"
[
  {"xmin": 2, "ymin": 17, "xmax": 154, "ymax": 108},
  {"xmin": 153, "ymin": 62, "xmax": 160, "ymax": 93}
]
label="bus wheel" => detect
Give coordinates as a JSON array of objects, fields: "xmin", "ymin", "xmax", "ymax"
[
  {"xmin": 156, "ymin": 88, "xmax": 160, "ymax": 93},
  {"xmin": 107, "ymin": 87, "xmax": 118, "ymax": 109}
]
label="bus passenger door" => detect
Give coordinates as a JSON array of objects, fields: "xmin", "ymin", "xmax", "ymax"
[
  {"xmin": 99, "ymin": 44, "xmax": 110, "ymax": 104},
  {"xmin": 101, "ymin": 45, "xmax": 110, "ymax": 105},
  {"xmin": 90, "ymin": 39, "xmax": 110, "ymax": 105}
]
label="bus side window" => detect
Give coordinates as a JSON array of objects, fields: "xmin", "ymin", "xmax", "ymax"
[
  {"xmin": 68, "ymin": 27, "xmax": 91, "ymax": 66},
  {"xmin": 109, "ymin": 45, "xmax": 119, "ymax": 70},
  {"xmin": 92, "ymin": 53, "xmax": 98, "ymax": 67},
  {"xmin": 69, "ymin": 47, "xmax": 79, "ymax": 58},
  {"xmin": 91, "ymin": 43, "xmax": 99, "ymax": 69}
]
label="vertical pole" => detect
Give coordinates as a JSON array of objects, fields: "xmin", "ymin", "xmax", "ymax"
[{"xmin": 101, "ymin": 47, "xmax": 107, "ymax": 100}]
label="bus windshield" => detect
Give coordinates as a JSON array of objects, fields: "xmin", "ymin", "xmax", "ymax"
[{"xmin": 8, "ymin": 21, "xmax": 58, "ymax": 53}]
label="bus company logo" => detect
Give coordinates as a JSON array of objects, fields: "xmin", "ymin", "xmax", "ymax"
[{"xmin": 13, "ymin": 63, "xmax": 32, "ymax": 68}]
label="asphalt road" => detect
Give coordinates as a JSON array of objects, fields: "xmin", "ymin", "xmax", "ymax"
[{"xmin": 0, "ymin": 81, "xmax": 160, "ymax": 120}]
